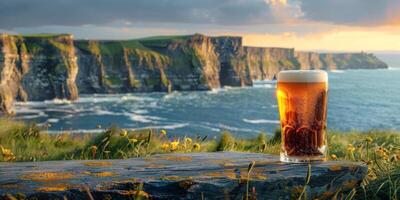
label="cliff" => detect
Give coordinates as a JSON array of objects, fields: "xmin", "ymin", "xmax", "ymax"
[
  {"xmin": 0, "ymin": 33, "xmax": 388, "ymax": 114},
  {"xmin": 295, "ymin": 51, "xmax": 387, "ymax": 70}
]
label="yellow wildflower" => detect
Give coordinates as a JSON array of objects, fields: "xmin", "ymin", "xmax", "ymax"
[
  {"xmin": 0, "ymin": 145, "xmax": 16, "ymax": 161},
  {"xmin": 375, "ymin": 147, "xmax": 383, "ymax": 154},
  {"xmin": 1, "ymin": 146, "xmax": 12, "ymax": 156},
  {"xmin": 366, "ymin": 137, "xmax": 373, "ymax": 143},
  {"xmin": 383, "ymin": 155, "xmax": 389, "ymax": 161},
  {"xmin": 330, "ymin": 154, "xmax": 337, "ymax": 160},
  {"xmin": 120, "ymin": 130, "xmax": 128, "ymax": 137},
  {"xmin": 129, "ymin": 138, "xmax": 138, "ymax": 144},
  {"xmin": 170, "ymin": 140, "xmax": 180, "ymax": 151},
  {"xmin": 136, "ymin": 190, "xmax": 149, "ymax": 198},
  {"xmin": 347, "ymin": 144, "xmax": 356, "ymax": 152},
  {"xmin": 185, "ymin": 137, "xmax": 192, "ymax": 144},
  {"xmin": 90, "ymin": 145, "xmax": 98, "ymax": 153},
  {"xmin": 193, "ymin": 143, "xmax": 201, "ymax": 151},
  {"xmin": 161, "ymin": 143, "xmax": 170, "ymax": 151},
  {"xmin": 160, "ymin": 129, "xmax": 167, "ymax": 136}
]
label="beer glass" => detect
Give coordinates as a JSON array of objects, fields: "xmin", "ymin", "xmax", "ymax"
[{"xmin": 276, "ymin": 70, "xmax": 328, "ymax": 162}]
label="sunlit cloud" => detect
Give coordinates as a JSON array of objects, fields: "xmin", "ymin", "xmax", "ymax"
[{"xmin": 243, "ymin": 26, "xmax": 400, "ymax": 51}]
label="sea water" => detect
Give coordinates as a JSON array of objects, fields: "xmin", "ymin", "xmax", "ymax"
[{"xmin": 12, "ymin": 68, "xmax": 400, "ymax": 138}]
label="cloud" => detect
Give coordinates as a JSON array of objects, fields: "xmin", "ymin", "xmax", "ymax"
[
  {"xmin": 0, "ymin": 0, "xmax": 303, "ymax": 29},
  {"xmin": 299, "ymin": 0, "xmax": 399, "ymax": 26},
  {"xmin": 243, "ymin": 27, "xmax": 400, "ymax": 51}
]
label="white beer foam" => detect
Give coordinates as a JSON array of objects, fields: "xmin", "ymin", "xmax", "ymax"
[{"xmin": 277, "ymin": 70, "xmax": 328, "ymax": 82}]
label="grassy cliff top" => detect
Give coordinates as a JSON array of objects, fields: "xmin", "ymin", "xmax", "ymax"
[
  {"xmin": 138, "ymin": 34, "xmax": 193, "ymax": 41},
  {"xmin": 17, "ymin": 33, "xmax": 72, "ymax": 38},
  {"xmin": 75, "ymin": 40, "xmax": 149, "ymax": 56},
  {"xmin": 75, "ymin": 34, "xmax": 200, "ymax": 55}
]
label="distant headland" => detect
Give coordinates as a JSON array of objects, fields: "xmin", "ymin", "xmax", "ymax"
[{"xmin": 0, "ymin": 33, "xmax": 388, "ymax": 114}]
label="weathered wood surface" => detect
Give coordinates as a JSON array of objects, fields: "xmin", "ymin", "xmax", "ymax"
[{"xmin": 0, "ymin": 152, "xmax": 367, "ymax": 199}]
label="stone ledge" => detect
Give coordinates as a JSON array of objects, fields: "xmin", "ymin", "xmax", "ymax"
[{"xmin": 0, "ymin": 152, "xmax": 367, "ymax": 199}]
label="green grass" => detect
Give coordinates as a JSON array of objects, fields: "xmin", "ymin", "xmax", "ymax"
[
  {"xmin": 138, "ymin": 35, "xmax": 192, "ymax": 48},
  {"xmin": 75, "ymin": 40, "xmax": 148, "ymax": 56},
  {"xmin": 138, "ymin": 35, "xmax": 192, "ymax": 41},
  {"xmin": 0, "ymin": 119, "xmax": 399, "ymax": 199}
]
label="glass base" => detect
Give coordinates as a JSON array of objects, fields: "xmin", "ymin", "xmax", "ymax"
[{"xmin": 280, "ymin": 153, "xmax": 326, "ymax": 163}]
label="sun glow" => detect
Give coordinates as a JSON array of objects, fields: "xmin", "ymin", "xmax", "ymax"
[{"xmin": 243, "ymin": 26, "xmax": 400, "ymax": 51}]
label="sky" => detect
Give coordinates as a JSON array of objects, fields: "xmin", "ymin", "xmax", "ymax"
[{"xmin": 1, "ymin": 0, "xmax": 400, "ymax": 51}]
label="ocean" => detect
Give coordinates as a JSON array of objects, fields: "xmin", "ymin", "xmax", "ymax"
[{"xmin": 11, "ymin": 66, "xmax": 400, "ymax": 138}]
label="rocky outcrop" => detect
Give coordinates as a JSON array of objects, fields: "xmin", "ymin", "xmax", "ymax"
[
  {"xmin": 0, "ymin": 33, "xmax": 388, "ymax": 114},
  {"xmin": 0, "ymin": 34, "xmax": 30, "ymax": 114},
  {"xmin": 20, "ymin": 34, "xmax": 78, "ymax": 101},
  {"xmin": 0, "ymin": 34, "xmax": 78, "ymax": 115}
]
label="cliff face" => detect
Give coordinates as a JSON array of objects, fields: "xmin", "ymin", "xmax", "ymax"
[
  {"xmin": 0, "ymin": 34, "xmax": 79, "ymax": 114},
  {"xmin": 0, "ymin": 33, "xmax": 388, "ymax": 114},
  {"xmin": 295, "ymin": 51, "xmax": 388, "ymax": 70},
  {"xmin": 20, "ymin": 34, "xmax": 79, "ymax": 101},
  {"xmin": 0, "ymin": 35, "xmax": 25, "ymax": 114},
  {"xmin": 75, "ymin": 34, "xmax": 221, "ymax": 93},
  {"xmin": 245, "ymin": 47, "xmax": 299, "ymax": 80}
]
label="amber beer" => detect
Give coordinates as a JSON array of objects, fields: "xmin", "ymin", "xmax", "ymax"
[{"xmin": 276, "ymin": 70, "xmax": 328, "ymax": 162}]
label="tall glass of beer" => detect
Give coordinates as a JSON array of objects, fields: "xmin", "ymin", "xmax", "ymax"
[{"xmin": 276, "ymin": 70, "xmax": 328, "ymax": 162}]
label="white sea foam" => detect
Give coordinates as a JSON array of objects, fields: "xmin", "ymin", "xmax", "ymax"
[
  {"xmin": 78, "ymin": 107, "xmax": 164, "ymax": 123},
  {"xmin": 243, "ymin": 118, "xmax": 280, "ymax": 124},
  {"xmin": 94, "ymin": 109, "xmax": 117, "ymax": 115},
  {"xmin": 62, "ymin": 114, "xmax": 74, "ymax": 119},
  {"xmin": 133, "ymin": 109, "xmax": 149, "ymax": 114},
  {"xmin": 330, "ymin": 69, "xmax": 345, "ymax": 73},
  {"xmin": 128, "ymin": 113, "xmax": 152, "ymax": 123},
  {"xmin": 15, "ymin": 101, "xmax": 49, "ymax": 106},
  {"xmin": 128, "ymin": 113, "xmax": 165, "ymax": 123},
  {"xmin": 207, "ymin": 88, "xmax": 223, "ymax": 94},
  {"xmin": 163, "ymin": 91, "xmax": 181, "ymax": 99},
  {"xmin": 148, "ymin": 101, "xmax": 159, "ymax": 108},
  {"xmin": 388, "ymin": 67, "xmax": 400, "ymax": 70},
  {"xmin": 129, "ymin": 123, "xmax": 189, "ymax": 130},
  {"xmin": 44, "ymin": 108, "xmax": 75, "ymax": 113},
  {"xmin": 253, "ymin": 80, "xmax": 277, "ymax": 84},
  {"xmin": 14, "ymin": 107, "xmax": 47, "ymax": 119},
  {"xmin": 193, "ymin": 124, "xmax": 221, "ymax": 132},
  {"xmin": 217, "ymin": 123, "xmax": 255, "ymax": 132},
  {"xmin": 47, "ymin": 123, "xmax": 189, "ymax": 134},
  {"xmin": 47, "ymin": 98, "xmax": 72, "ymax": 104},
  {"xmin": 207, "ymin": 86, "xmax": 240, "ymax": 94},
  {"xmin": 47, "ymin": 118, "xmax": 59, "ymax": 123},
  {"xmin": 15, "ymin": 113, "xmax": 48, "ymax": 119},
  {"xmin": 252, "ymin": 83, "xmax": 275, "ymax": 88},
  {"xmin": 77, "ymin": 94, "xmax": 154, "ymax": 103}
]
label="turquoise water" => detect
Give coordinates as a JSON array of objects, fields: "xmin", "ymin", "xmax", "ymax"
[{"xmin": 13, "ymin": 68, "xmax": 400, "ymax": 138}]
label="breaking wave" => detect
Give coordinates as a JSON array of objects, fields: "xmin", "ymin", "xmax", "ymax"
[{"xmin": 243, "ymin": 118, "xmax": 280, "ymax": 124}]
